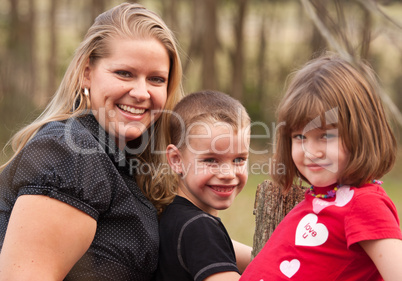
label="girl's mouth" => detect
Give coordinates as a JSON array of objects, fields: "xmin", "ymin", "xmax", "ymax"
[
  {"xmin": 117, "ymin": 104, "xmax": 146, "ymax": 115},
  {"xmin": 306, "ymin": 163, "xmax": 331, "ymax": 171}
]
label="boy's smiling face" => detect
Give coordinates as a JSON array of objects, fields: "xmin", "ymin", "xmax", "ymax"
[{"xmin": 168, "ymin": 122, "xmax": 250, "ymax": 216}]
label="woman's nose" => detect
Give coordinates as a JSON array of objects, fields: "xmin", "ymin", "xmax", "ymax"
[{"xmin": 129, "ymin": 79, "xmax": 150, "ymax": 101}]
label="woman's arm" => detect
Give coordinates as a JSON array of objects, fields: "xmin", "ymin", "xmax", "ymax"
[
  {"xmin": 232, "ymin": 240, "xmax": 252, "ymax": 273},
  {"xmin": 0, "ymin": 195, "xmax": 97, "ymax": 281},
  {"xmin": 360, "ymin": 238, "xmax": 402, "ymax": 281}
]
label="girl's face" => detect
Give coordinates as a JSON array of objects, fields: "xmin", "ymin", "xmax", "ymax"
[
  {"xmin": 291, "ymin": 126, "xmax": 349, "ymax": 187},
  {"xmin": 83, "ymin": 37, "xmax": 170, "ymax": 149}
]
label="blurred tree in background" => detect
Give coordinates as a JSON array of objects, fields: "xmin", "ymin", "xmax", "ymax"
[{"xmin": 1, "ymin": 0, "xmax": 401, "ymax": 163}]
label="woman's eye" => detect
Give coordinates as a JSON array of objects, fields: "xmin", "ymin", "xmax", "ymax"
[
  {"xmin": 115, "ymin": 71, "xmax": 132, "ymax": 78},
  {"xmin": 149, "ymin": 76, "xmax": 166, "ymax": 84}
]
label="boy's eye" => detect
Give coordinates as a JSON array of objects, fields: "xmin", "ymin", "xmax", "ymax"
[
  {"xmin": 202, "ymin": 158, "xmax": 217, "ymax": 164},
  {"xmin": 234, "ymin": 157, "xmax": 247, "ymax": 164}
]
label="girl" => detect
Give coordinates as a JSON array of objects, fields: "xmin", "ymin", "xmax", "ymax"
[{"xmin": 240, "ymin": 53, "xmax": 402, "ymax": 281}]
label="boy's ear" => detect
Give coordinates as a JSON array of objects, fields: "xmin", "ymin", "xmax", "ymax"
[{"xmin": 166, "ymin": 144, "xmax": 183, "ymax": 175}]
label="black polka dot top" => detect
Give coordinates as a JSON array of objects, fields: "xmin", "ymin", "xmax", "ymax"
[{"xmin": 0, "ymin": 114, "xmax": 159, "ymax": 281}]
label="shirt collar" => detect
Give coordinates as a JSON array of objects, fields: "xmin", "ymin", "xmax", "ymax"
[{"xmin": 78, "ymin": 113, "xmax": 126, "ymax": 165}]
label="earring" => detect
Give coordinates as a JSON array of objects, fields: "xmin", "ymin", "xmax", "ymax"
[{"xmin": 82, "ymin": 87, "xmax": 91, "ymax": 109}]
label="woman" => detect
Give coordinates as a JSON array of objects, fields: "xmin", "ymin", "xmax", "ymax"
[{"xmin": 0, "ymin": 3, "xmax": 183, "ymax": 280}]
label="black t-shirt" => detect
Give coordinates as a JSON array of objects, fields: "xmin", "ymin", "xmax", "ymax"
[
  {"xmin": 0, "ymin": 114, "xmax": 159, "ymax": 281},
  {"xmin": 155, "ymin": 196, "xmax": 239, "ymax": 281}
]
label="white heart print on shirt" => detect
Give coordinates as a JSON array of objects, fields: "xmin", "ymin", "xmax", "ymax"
[
  {"xmin": 280, "ymin": 259, "xmax": 300, "ymax": 278},
  {"xmin": 296, "ymin": 213, "xmax": 328, "ymax": 246},
  {"xmin": 312, "ymin": 185, "xmax": 354, "ymax": 214}
]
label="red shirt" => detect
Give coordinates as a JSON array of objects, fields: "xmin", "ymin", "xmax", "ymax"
[{"xmin": 240, "ymin": 184, "xmax": 402, "ymax": 281}]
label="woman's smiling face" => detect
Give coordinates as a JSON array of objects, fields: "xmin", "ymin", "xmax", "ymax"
[{"xmin": 83, "ymin": 37, "xmax": 170, "ymax": 149}]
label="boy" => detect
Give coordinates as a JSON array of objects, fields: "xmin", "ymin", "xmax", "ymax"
[{"xmin": 154, "ymin": 90, "xmax": 251, "ymax": 281}]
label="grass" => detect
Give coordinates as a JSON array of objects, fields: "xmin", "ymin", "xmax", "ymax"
[{"xmin": 220, "ymin": 152, "xmax": 402, "ymax": 247}]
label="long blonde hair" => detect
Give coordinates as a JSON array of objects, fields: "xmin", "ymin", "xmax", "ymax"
[{"xmin": 2, "ymin": 3, "xmax": 184, "ymax": 213}]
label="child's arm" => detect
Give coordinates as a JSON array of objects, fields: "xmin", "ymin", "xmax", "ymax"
[
  {"xmin": 232, "ymin": 240, "xmax": 252, "ymax": 273},
  {"xmin": 360, "ymin": 238, "xmax": 402, "ymax": 281},
  {"xmin": 204, "ymin": 271, "xmax": 240, "ymax": 281},
  {"xmin": 199, "ymin": 240, "xmax": 251, "ymax": 281}
]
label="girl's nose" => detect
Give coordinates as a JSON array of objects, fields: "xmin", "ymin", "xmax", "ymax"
[{"xmin": 303, "ymin": 141, "xmax": 325, "ymax": 159}]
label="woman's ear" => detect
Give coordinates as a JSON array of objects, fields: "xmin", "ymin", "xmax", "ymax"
[
  {"xmin": 82, "ymin": 59, "xmax": 92, "ymax": 89},
  {"xmin": 166, "ymin": 144, "xmax": 183, "ymax": 175}
]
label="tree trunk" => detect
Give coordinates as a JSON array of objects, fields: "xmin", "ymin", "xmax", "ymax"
[
  {"xmin": 47, "ymin": 0, "xmax": 58, "ymax": 99},
  {"xmin": 308, "ymin": 0, "xmax": 327, "ymax": 55},
  {"xmin": 91, "ymin": 0, "xmax": 106, "ymax": 24},
  {"xmin": 360, "ymin": 5, "xmax": 371, "ymax": 59},
  {"xmin": 183, "ymin": 0, "xmax": 202, "ymax": 76},
  {"xmin": 162, "ymin": 0, "xmax": 179, "ymax": 33},
  {"xmin": 231, "ymin": 0, "xmax": 248, "ymax": 102},
  {"xmin": 252, "ymin": 180, "xmax": 306, "ymax": 258},
  {"xmin": 201, "ymin": 0, "xmax": 218, "ymax": 90},
  {"xmin": 28, "ymin": 0, "xmax": 37, "ymax": 101}
]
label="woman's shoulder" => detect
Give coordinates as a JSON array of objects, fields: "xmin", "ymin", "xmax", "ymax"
[
  {"xmin": 32, "ymin": 117, "xmax": 101, "ymax": 152},
  {"xmin": 36, "ymin": 117, "xmax": 94, "ymax": 140}
]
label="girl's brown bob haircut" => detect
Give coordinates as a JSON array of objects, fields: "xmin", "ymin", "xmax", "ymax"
[{"xmin": 272, "ymin": 53, "xmax": 397, "ymax": 193}]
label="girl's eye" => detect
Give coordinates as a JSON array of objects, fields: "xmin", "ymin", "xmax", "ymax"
[
  {"xmin": 292, "ymin": 134, "xmax": 305, "ymax": 140},
  {"xmin": 322, "ymin": 129, "xmax": 338, "ymax": 140},
  {"xmin": 115, "ymin": 70, "xmax": 132, "ymax": 78},
  {"xmin": 323, "ymin": 133, "xmax": 335, "ymax": 139}
]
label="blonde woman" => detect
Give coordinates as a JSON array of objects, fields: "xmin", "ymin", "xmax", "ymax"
[{"xmin": 0, "ymin": 3, "xmax": 183, "ymax": 280}]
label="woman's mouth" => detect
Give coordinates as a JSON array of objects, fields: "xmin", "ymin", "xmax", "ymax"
[{"xmin": 117, "ymin": 104, "xmax": 146, "ymax": 115}]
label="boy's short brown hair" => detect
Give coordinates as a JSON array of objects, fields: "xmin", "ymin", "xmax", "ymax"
[{"xmin": 169, "ymin": 90, "xmax": 250, "ymax": 149}]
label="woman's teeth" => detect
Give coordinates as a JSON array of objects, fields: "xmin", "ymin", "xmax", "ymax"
[{"xmin": 118, "ymin": 104, "xmax": 145, "ymax": 115}]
